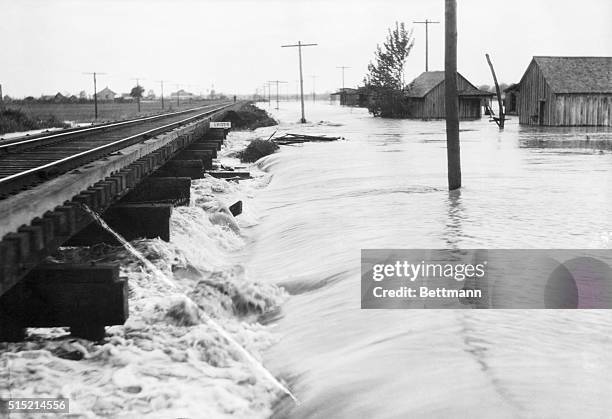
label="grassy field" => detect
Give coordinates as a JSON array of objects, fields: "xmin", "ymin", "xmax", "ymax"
[{"xmin": 5, "ymin": 99, "xmax": 225, "ymax": 124}]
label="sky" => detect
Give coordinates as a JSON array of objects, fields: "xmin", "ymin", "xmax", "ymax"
[{"xmin": 1, "ymin": 0, "xmax": 611, "ymax": 98}]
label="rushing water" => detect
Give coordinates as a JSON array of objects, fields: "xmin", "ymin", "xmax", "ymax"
[
  {"xmin": 236, "ymin": 102, "xmax": 612, "ymax": 418},
  {"xmin": 1, "ymin": 101, "xmax": 611, "ymax": 418}
]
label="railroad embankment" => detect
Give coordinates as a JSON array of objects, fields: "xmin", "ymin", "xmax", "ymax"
[{"xmin": 222, "ymin": 102, "xmax": 277, "ymax": 130}]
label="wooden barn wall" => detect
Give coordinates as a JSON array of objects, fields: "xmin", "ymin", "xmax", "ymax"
[
  {"xmin": 517, "ymin": 61, "xmax": 554, "ymax": 125},
  {"xmin": 410, "ymin": 76, "xmax": 482, "ymax": 119},
  {"xmin": 553, "ymin": 94, "xmax": 612, "ymax": 126}
]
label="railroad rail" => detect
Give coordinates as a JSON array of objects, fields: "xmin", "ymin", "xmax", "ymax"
[{"xmin": 0, "ymin": 102, "xmax": 232, "ymax": 198}]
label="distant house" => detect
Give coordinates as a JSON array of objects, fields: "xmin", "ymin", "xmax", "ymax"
[
  {"xmin": 330, "ymin": 87, "xmax": 368, "ymax": 107},
  {"xmin": 118, "ymin": 93, "xmax": 135, "ymax": 102},
  {"xmin": 97, "ymin": 87, "xmax": 116, "ymax": 101},
  {"xmin": 503, "ymin": 83, "xmax": 520, "ymax": 115},
  {"xmin": 512, "ymin": 56, "xmax": 612, "ymax": 126},
  {"xmin": 40, "ymin": 92, "xmax": 67, "ymax": 103},
  {"xmin": 171, "ymin": 89, "xmax": 194, "ymax": 99},
  {"xmin": 405, "ymin": 71, "xmax": 493, "ymax": 119}
]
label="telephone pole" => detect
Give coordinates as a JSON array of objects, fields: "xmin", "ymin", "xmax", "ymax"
[
  {"xmin": 131, "ymin": 77, "xmax": 142, "ymax": 112},
  {"xmin": 156, "ymin": 80, "xmax": 166, "ymax": 110},
  {"xmin": 268, "ymin": 80, "xmax": 287, "ymax": 110},
  {"xmin": 0, "ymin": 84, "xmax": 4, "ymax": 111},
  {"xmin": 176, "ymin": 84, "xmax": 180, "ymax": 107},
  {"xmin": 281, "ymin": 41, "xmax": 318, "ymax": 123},
  {"xmin": 336, "ymin": 66, "xmax": 350, "ymax": 90},
  {"xmin": 83, "ymin": 72, "xmax": 106, "ymax": 120},
  {"xmin": 264, "ymin": 82, "xmax": 271, "ymax": 107},
  {"xmin": 310, "ymin": 75, "xmax": 317, "ymax": 102},
  {"xmin": 445, "ymin": 0, "xmax": 461, "ymax": 190},
  {"xmin": 413, "ymin": 18, "xmax": 440, "ymax": 72}
]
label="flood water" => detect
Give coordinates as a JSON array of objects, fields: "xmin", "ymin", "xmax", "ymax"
[{"xmin": 234, "ymin": 102, "xmax": 612, "ymax": 418}]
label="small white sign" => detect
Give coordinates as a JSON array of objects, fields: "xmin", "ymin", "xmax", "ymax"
[{"xmin": 210, "ymin": 122, "xmax": 231, "ymax": 129}]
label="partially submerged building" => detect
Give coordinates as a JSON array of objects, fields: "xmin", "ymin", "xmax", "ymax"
[
  {"xmin": 503, "ymin": 83, "xmax": 520, "ymax": 115},
  {"xmin": 405, "ymin": 71, "xmax": 493, "ymax": 119},
  {"xmin": 513, "ymin": 56, "xmax": 612, "ymax": 126},
  {"xmin": 330, "ymin": 87, "xmax": 369, "ymax": 107}
]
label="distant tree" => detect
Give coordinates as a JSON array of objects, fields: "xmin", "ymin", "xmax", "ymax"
[
  {"xmin": 366, "ymin": 22, "xmax": 415, "ymax": 89},
  {"xmin": 79, "ymin": 90, "xmax": 88, "ymax": 99},
  {"xmin": 364, "ymin": 22, "xmax": 415, "ymax": 118},
  {"xmin": 478, "ymin": 84, "xmax": 491, "ymax": 92},
  {"xmin": 130, "ymin": 85, "xmax": 145, "ymax": 100}
]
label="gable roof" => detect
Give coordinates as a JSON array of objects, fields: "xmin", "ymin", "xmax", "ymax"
[
  {"xmin": 406, "ymin": 71, "xmax": 493, "ymax": 97},
  {"xmin": 97, "ymin": 87, "xmax": 116, "ymax": 95},
  {"xmin": 532, "ymin": 56, "xmax": 612, "ymax": 94}
]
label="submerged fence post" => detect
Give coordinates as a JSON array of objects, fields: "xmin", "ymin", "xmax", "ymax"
[{"xmin": 445, "ymin": 0, "xmax": 461, "ymax": 190}]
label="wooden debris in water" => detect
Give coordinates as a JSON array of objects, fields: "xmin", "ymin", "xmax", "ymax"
[{"xmin": 272, "ymin": 133, "xmax": 344, "ymax": 145}]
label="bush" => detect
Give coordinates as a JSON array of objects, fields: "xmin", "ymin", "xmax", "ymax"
[
  {"xmin": 0, "ymin": 108, "xmax": 68, "ymax": 135},
  {"xmin": 239, "ymin": 139, "xmax": 279, "ymax": 163},
  {"xmin": 366, "ymin": 88, "xmax": 411, "ymax": 118}
]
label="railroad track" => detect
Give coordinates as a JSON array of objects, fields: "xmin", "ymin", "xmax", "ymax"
[{"xmin": 0, "ymin": 102, "xmax": 233, "ymax": 198}]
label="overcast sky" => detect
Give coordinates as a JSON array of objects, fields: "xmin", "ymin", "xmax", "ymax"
[{"xmin": 1, "ymin": 0, "xmax": 611, "ymax": 97}]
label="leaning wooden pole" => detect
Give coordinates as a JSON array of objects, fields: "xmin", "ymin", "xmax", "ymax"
[
  {"xmin": 486, "ymin": 53, "xmax": 505, "ymax": 129},
  {"xmin": 445, "ymin": 0, "xmax": 461, "ymax": 190}
]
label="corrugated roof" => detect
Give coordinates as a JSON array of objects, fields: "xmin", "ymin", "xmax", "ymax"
[
  {"xmin": 532, "ymin": 56, "xmax": 612, "ymax": 94},
  {"xmin": 405, "ymin": 71, "xmax": 493, "ymax": 98}
]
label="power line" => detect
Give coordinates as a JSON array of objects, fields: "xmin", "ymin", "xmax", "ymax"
[
  {"xmin": 281, "ymin": 41, "xmax": 318, "ymax": 123},
  {"xmin": 413, "ymin": 19, "xmax": 440, "ymax": 72}
]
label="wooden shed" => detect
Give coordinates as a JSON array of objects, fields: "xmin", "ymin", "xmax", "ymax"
[
  {"xmin": 504, "ymin": 83, "xmax": 520, "ymax": 115},
  {"xmin": 405, "ymin": 71, "xmax": 493, "ymax": 119},
  {"xmin": 515, "ymin": 56, "xmax": 612, "ymax": 126}
]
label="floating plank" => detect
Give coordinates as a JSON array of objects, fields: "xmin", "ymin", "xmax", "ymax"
[{"xmin": 207, "ymin": 171, "xmax": 251, "ymax": 179}]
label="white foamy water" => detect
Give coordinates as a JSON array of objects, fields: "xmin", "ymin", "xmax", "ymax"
[
  {"xmin": 0, "ymin": 158, "xmax": 291, "ymax": 417},
  {"xmin": 237, "ymin": 101, "xmax": 612, "ymax": 418}
]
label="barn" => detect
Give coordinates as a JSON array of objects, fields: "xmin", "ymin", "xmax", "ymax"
[
  {"xmin": 514, "ymin": 56, "xmax": 612, "ymax": 126},
  {"xmin": 405, "ymin": 71, "xmax": 493, "ymax": 119}
]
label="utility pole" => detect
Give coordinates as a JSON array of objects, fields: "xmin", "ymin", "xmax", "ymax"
[
  {"xmin": 176, "ymin": 84, "xmax": 180, "ymax": 108},
  {"xmin": 83, "ymin": 72, "xmax": 106, "ymax": 120},
  {"xmin": 156, "ymin": 80, "xmax": 166, "ymax": 110},
  {"xmin": 413, "ymin": 18, "xmax": 440, "ymax": 72},
  {"xmin": 336, "ymin": 66, "xmax": 350, "ymax": 105},
  {"xmin": 445, "ymin": 0, "xmax": 461, "ymax": 190},
  {"xmin": 310, "ymin": 75, "xmax": 317, "ymax": 102},
  {"xmin": 0, "ymin": 84, "xmax": 4, "ymax": 111},
  {"xmin": 131, "ymin": 77, "xmax": 142, "ymax": 112},
  {"xmin": 265, "ymin": 82, "xmax": 271, "ymax": 107},
  {"xmin": 281, "ymin": 41, "xmax": 318, "ymax": 123},
  {"xmin": 268, "ymin": 80, "xmax": 287, "ymax": 110},
  {"xmin": 336, "ymin": 66, "xmax": 350, "ymax": 90}
]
